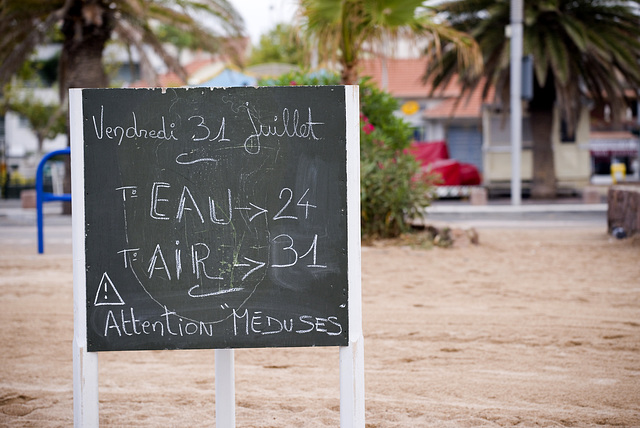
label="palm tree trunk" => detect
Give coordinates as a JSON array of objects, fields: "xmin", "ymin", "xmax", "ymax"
[
  {"xmin": 530, "ymin": 109, "xmax": 557, "ymax": 199},
  {"xmin": 59, "ymin": 1, "xmax": 112, "ymax": 100},
  {"xmin": 59, "ymin": 1, "xmax": 112, "ymax": 214},
  {"xmin": 341, "ymin": 61, "xmax": 359, "ymax": 85}
]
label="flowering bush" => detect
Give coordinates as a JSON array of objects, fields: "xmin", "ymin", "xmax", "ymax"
[
  {"xmin": 259, "ymin": 71, "xmax": 435, "ymax": 238},
  {"xmin": 359, "ymin": 81, "xmax": 435, "ymax": 238}
]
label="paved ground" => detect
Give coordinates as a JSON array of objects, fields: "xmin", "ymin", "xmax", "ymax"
[
  {"xmin": 0, "ymin": 196, "xmax": 609, "ymax": 230},
  {"xmin": 0, "ymin": 199, "xmax": 70, "ymax": 226},
  {"xmin": 425, "ymin": 198, "xmax": 608, "ymax": 229},
  {"xmin": 0, "ymin": 196, "xmax": 610, "ymax": 257},
  {"xmin": 0, "ymin": 200, "xmax": 72, "ymax": 253}
]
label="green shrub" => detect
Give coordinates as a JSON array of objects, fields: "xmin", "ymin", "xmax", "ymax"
[
  {"xmin": 258, "ymin": 69, "xmax": 340, "ymax": 86},
  {"xmin": 359, "ymin": 81, "xmax": 435, "ymax": 238},
  {"xmin": 258, "ymin": 70, "xmax": 435, "ymax": 239}
]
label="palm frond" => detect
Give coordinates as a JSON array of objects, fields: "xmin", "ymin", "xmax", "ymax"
[
  {"xmin": 301, "ymin": 0, "xmax": 482, "ymax": 84},
  {"xmin": 545, "ymin": 32, "xmax": 570, "ymax": 86},
  {"xmin": 0, "ymin": 0, "xmax": 70, "ymax": 86},
  {"xmin": 0, "ymin": 0, "xmax": 244, "ymax": 89},
  {"xmin": 426, "ymin": 0, "xmax": 640, "ymax": 127}
]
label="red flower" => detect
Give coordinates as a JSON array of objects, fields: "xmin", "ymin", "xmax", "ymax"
[{"xmin": 362, "ymin": 122, "xmax": 375, "ymax": 135}]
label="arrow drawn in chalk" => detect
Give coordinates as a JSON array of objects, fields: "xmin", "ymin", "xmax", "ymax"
[
  {"xmin": 94, "ymin": 272, "xmax": 125, "ymax": 306},
  {"xmin": 235, "ymin": 203, "xmax": 268, "ymax": 222},
  {"xmin": 234, "ymin": 257, "xmax": 266, "ymax": 281},
  {"xmin": 188, "ymin": 284, "xmax": 244, "ymax": 298}
]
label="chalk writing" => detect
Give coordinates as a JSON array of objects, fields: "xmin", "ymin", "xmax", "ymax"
[
  {"xmin": 188, "ymin": 115, "xmax": 228, "ymax": 142},
  {"xmin": 232, "ymin": 309, "xmax": 343, "ymax": 337},
  {"xmin": 128, "ymin": 183, "xmax": 318, "ymax": 226},
  {"xmin": 102, "ymin": 306, "xmax": 343, "ymax": 339},
  {"xmin": 175, "ymin": 153, "xmax": 219, "ymax": 165},
  {"xmin": 94, "ymin": 272, "xmax": 125, "ymax": 306},
  {"xmin": 83, "ymin": 86, "xmax": 348, "ymax": 351},
  {"xmin": 92, "ymin": 105, "xmax": 178, "ymax": 145},
  {"xmin": 90, "ymin": 102, "xmax": 324, "ymax": 151}
]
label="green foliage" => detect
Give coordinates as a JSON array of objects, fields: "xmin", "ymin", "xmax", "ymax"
[
  {"xmin": 426, "ymin": 0, "xmax": 640, "ymax": 198},
  {"xmin": 156, "ymin": 24, "xmax": 199, "ymax": 53},
  {"xmin": 359, "ymin": 81, "xmax": 435, "ymax": 238},
  {"xmin": 359, "ymin": 78, "xmax": 412, "ymax": 150},
  {"xmin": 247, "ymin": 24, "xmax": 306, "ymax": 66},
  {"xmin": 1, "ymin": 83, "xmax": 67, "ymax": 153},
  {"xmin": 300, "ymin": 0, "xmax": 481, "ymax": 84},
  {"xmin": 15, "ymin": 53, "xmax": 61, "ymax": 86},
  {"xmin": 259, "ymin": 70, "xmax": 435, "ymax": 239},
  {"xmin": 258, "ymin": 68, "xmax": 340, "ymax": 86},
  {"xmin": 37, "ymin": 53, "xmax": 59, "ymax": 85},
  {"xmin": 427, "ymin": 0, "xmax": 640, "ymax": 128}
]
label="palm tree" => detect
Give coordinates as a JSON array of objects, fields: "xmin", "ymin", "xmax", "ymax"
[
  {"xmin": 0, "ymin": 0, "xmax": 243, "ymax": 213},
  {"xmin": 424, "ymin": 0, "xmax": 640, "ymax": 198},
  {"xmin": 300, "ymin": 0, "xmax": 482, "ymax": 85},
  {"xmin": 0, "ymin": 0, "xmax": 244, "ymax": 102}
]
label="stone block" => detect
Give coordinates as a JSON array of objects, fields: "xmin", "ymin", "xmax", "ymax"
[
  {"xmin": 607, "ymin": 185, "xmax": 640, "ymax": 237},
  {"xmin": 20, "ymin": 189, "xmax": 37, "ymax": 209},
  {"xmin": 582, "ymin": 186, "xmax": 603, "ymax": 204},
  {"xmin": 470, "ymin": 187, "xmax": 488, "ymax": 205}
]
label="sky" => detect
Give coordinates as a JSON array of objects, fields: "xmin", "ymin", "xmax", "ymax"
[{"xmin": 232, "ymin": 0, "xmax": 299, "ymax": 44}]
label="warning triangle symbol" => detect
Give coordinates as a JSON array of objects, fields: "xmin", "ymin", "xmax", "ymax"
[{"xmin": 94, "ymin": 272, "xmax": 125, "ymax": 306}]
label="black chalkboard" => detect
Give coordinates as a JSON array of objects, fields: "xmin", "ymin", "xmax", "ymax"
[{"xmin": 82, "ymin": 87, "xmax": 351, "ymax": 351}]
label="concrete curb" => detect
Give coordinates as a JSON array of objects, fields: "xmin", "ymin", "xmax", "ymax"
[{"xmin": 426, "ymin": 203, "xmax": 608, "ymax": 214}]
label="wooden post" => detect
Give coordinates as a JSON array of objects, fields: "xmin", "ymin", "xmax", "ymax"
[
  {"xmin": 340, "ymin": 85, "xmax": 365, "ymax": 427},
  {"xmin": 70, "ymin": 88, "xmax": 100, "ymax": 427},
  {"xmin": 215, "ymin": 349, "xmax": 235, "ymax": 427}
]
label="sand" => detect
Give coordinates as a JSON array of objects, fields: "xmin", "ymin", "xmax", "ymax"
[{"xmin": 1, "ymin": 220, "xmax": 639, "ymax": 427}]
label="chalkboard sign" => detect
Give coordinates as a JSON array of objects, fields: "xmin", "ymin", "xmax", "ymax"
[{"xmin": 80, "ymin": 87, "xmax": 354, "ymax": 351}]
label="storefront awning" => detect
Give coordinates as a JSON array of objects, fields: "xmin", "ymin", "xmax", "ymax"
[{"xmin": 589, "ymin": 138, "xmax": 639, "ymax": 157}]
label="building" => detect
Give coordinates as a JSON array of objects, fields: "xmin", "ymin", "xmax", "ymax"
[
  {"xmin": 358, "ymin": 57, "xmax": 639, "ymax": 194},
  {"xmin": 1, "ymin": 36, "xmax": 252, "ymax": 190}
]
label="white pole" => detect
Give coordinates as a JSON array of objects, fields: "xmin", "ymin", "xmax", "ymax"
[
  {"xmin": 215, "ymin": 349, "xmax": 235, "ymax": 427},
  {"xmin": 340, "ymin": 85, "xmax": 365, "ymax": 427},
  {"xmin": 70, "ymin": 88, "xmax": 100, "ymax": 427},
  {"xmin": 510, "ymin": 0, "xmax": 523, "ymax": 205}
]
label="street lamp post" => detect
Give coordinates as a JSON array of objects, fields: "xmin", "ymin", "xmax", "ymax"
[{"xmin": 510, "ymin": 0, "xmax": 523, "ymax": 205}]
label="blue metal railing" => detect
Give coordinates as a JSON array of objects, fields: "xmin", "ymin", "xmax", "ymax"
[{"xmin": 36, "ymin": 147, "xmax": 71, "ymax": 254}]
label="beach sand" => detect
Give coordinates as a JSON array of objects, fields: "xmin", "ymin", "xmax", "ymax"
[{"xmin": 1, "ymin": 222, "xmax": 639, "ymax": 427}]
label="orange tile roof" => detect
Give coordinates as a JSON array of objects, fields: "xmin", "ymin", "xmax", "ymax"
[
  {"xmin": 358, "ymin": 57, "xmax": 431, "ymax": 97},
  {"xmin": 359, "ymin": 58, "xmax": 430, "ymax": 97},
  {"xmin": 422, "ymin": 83, "xmax": 492, "ymax": 119},
  {"xmin": 358, "ymin": 57, "xmax": 490, "ymax": 119},
  {"xmin": 358, "ymin": 58, "xmax": 467, "ymax": 97}
]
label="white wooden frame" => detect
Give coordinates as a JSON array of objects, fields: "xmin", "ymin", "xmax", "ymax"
[
  {"xmin": 71, "ymin": 89, "xmax": 100, "ymax": 426},
  {"xmin": 340, "ymin": 85, "xmax": 365, "ymax": 427},
  {"xmin": 71, "ymin": 86, "xmax": 364, "ymax": 427}
]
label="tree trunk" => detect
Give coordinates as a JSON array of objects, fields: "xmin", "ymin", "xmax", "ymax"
[
  {"xmin": 530, "ymin": 108, "xmax": 557, "ymax": 199},
  {"xmin": 59, "ymin": 1, "xmax": 112, "ymax": 97},
  {"xmin": 341, "ymin": 60, "xmax": 358, "ymax": 86},
  {"xmin": 59, "ymin": 1, "xmax": 113, "ymax": 214},
  {"xmin": 529, "ymin": 72, "xmax": 557, "ymax": 199}
]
